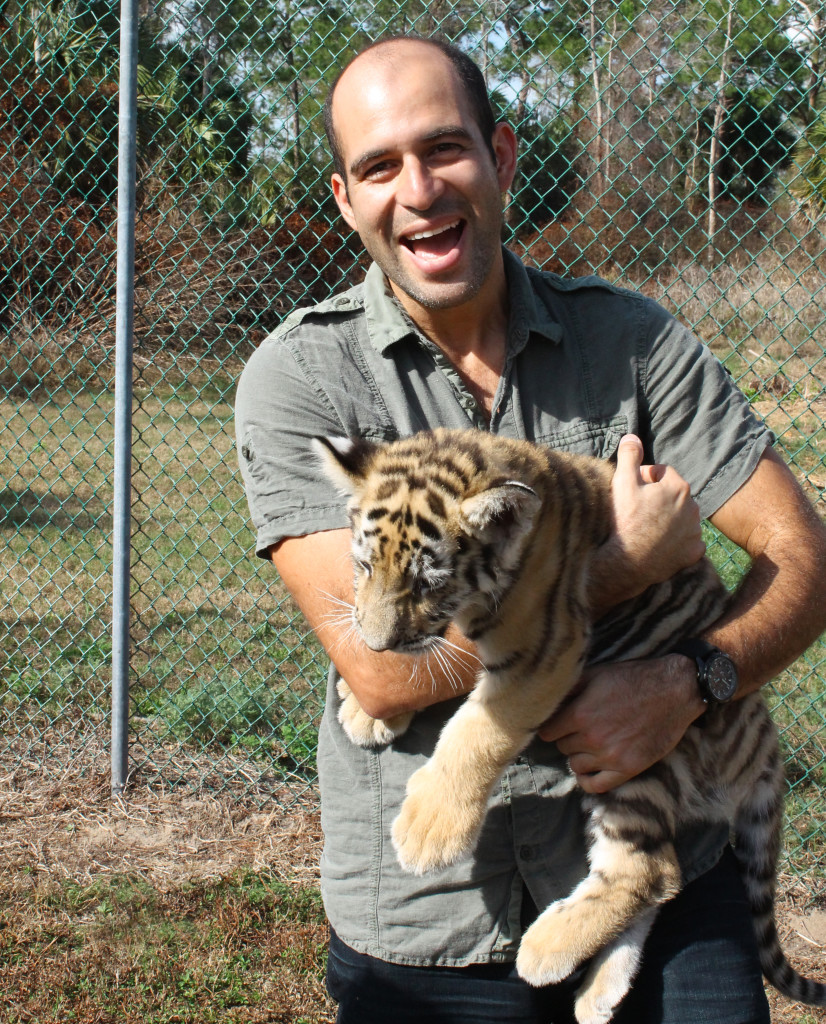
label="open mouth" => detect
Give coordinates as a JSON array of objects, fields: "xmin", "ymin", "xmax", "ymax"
[{"xmin": 401, "ymin": 219, "xmax": 465, "ymax": 261}]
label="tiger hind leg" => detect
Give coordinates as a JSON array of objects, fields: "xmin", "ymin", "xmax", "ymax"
[
  {"xmin": 516, "ymin": 836, "xmax": 680, "ymax": 989},
  {"xmin": 572, "ymin": 906, "xmax": 658, "ymax": 1024}
]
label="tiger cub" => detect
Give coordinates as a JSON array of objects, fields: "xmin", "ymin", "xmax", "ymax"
[{"xmin": 314, "ymin": 427, "xmax": 825, "ymax": 1024}]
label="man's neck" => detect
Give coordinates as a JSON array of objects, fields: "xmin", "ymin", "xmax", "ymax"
[{"xmin": 389, "ymin": 264, "xmax": 509, "ymax": 418}]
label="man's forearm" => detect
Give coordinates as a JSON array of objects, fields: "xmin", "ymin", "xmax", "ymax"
[
  {"xmin": 271, "ymin": 529, "xmax": 480, "ymax": 720},
  {"xmin": 702, "ymin": 531, "xmax": 826, "ymax": 696},
  {"xmin": 542, "ymin": 449, "xmax": 826, "ymax": 794},
  {"xmin": 702, "ymin": 451, "xmax": 826, "ymax": 696}
]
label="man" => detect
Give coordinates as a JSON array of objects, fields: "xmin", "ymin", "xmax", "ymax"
[{"xmin": 236, "ymin": 35, "xmax": 826, "ymax": 1024}]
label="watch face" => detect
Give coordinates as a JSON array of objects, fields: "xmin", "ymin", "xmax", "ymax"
[{"xmin": 705, "ymin": 654, "xmax": 738, "ymax": 702}]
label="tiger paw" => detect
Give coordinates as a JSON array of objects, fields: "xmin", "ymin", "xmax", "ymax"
[
  {"xmin": 516, "ymin": 904, "xmax": 585, "ymax": 987},
  {"xmin": 574, "ymin": 979, "xmax": 629, "ymax": 1024},
  {"xmin": 391, "ymin": 763, "xmax": 482, "ymax": 875},
  {"xmin": 337, "ymin": 679, "xmax": 413, "ymax": 748}
]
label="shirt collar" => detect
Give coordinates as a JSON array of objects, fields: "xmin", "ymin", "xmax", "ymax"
[
  {"xmin": 363, "ymin": 261, "xmax": 418, "ymax": 354},
  {"xmin": 502, "ymin": 247, "xmax": 563, "ymax": 353},
  {"xmin": 363, "ymin": 247, "xmax": 563, "ymax": 357}
]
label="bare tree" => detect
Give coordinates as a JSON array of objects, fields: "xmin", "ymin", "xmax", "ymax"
[{"xmin": 706, "ymin": 0, "xmax": 735, "ymax": 253}]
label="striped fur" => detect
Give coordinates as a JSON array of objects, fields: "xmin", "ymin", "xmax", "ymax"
[{"xmin": 315, "ymin": 427, "xmax": 825, "ymax": 1024}]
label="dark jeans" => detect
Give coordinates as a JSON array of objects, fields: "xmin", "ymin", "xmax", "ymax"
[{"xmin": 326, "ymin": 847, "xmax": 770, "ymax": 1024}]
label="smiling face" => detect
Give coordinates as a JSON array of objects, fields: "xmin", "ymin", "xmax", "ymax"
[{"xmin": 329, "ymin": 40, "xmax": 517, "ymax": 315}]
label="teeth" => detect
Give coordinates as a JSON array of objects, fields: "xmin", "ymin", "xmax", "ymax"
[{"xmin": 406, "ymin": 220, "xmax": 460, "ymax": 241}]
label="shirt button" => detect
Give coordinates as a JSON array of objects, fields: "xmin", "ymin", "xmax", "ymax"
[{"xmin": 520, "ymin": 845, "xmax": 534, "ymax": 861}]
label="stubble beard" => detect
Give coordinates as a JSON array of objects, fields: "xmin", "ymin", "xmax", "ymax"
[{"xmin": 361, "ymin": 207, "xmax": 505, "ymax": 312}]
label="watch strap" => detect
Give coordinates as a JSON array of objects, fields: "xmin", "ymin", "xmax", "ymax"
[{"xmin": 671, "ymin": 637, "xmax": 720, "ymax": 663}]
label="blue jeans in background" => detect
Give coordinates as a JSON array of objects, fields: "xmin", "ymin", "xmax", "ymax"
[{"xmin": 326, "ymin": 847, "xmax": 771, "ymax": 1024}]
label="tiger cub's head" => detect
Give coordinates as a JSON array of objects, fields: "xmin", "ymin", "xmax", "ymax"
[{"xmin": 314, "ymin": 431, "xmax": 541, "ymax": 654}]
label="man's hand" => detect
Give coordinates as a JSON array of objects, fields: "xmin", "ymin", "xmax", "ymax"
[
  {"xmin": 538, "ymin": 654, "xmax": 705, "ymax": 793},
  {"xmin": 588, "ymin": 435, "xmax": 705, "ymax": 616}
]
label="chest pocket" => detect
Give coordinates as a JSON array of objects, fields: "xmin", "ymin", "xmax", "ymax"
[{"xmin": 535, "ymin": 420, "xmax": 628, "ymax": 462}]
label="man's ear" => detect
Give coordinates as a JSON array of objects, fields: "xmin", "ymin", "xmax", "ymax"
[
  {"xmin": 491, "ymin": 122, "xmax": 518, "ymax": 194},
  {"xmin": 331, "ymin": 173, "xmax": 358, "ymax": 232}
]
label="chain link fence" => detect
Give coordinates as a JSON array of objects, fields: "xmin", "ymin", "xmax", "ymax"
[{"xmin": 1, "ymin": 1, "xmax": 824, "ymax": 892}]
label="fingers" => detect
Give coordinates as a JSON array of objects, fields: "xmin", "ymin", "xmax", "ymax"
[
  {"xmin": 614, "ymin": 434, "xmax": 644, "ymax": 481},
  {"xmin": 617, "ymin": 434, "xmax": 668, "ymax": 486},
  {"xmin": 553, "ymin": 745, "xmax": 632, "ymax": 792},
  {"xmin": 575, "ymin": 769, "xmax": 628, "ymax": 794}
]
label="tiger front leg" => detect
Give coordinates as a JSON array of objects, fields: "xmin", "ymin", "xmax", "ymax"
[
  {"xmin": 392, "ymin": 637, "xmax": 587, "ymax": 875},
  {"xmin": 391, "ymin": 695, "xmax": 528, "ymax": 874}
]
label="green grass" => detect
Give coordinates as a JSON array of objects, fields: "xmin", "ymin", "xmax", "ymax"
[{"xmin": 0, "ymin": 380, "xmax": 327, "ymax": 786}]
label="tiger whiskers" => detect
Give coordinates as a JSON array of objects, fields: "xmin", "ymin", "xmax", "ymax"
[
  {"xmin": 422, "ymin": 635, "xmax": 480, "ymax": 694},
  {"xmin": 435, "ymin": 635, "xmax": 481, "ymax": 673},
  {"xmin": 316, "ymin": 589, "xmax": 360, "ymax": 655}
]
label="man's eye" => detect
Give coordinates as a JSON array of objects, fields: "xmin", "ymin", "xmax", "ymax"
[
  {"xmin": 364, "ymin": 160, "xmax": 394, "ymax": 178},
  {"xmin": 430, "ymin": 142, "xmax": 463, "ymax": 161}
]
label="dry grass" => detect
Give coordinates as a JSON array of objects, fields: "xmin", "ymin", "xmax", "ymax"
[
  {"xmin": 0, "ymin": 730, "xmax": 823, "ymax": 1024},
  {"xmin": 0, "ymin": 735, "xmax": 335, "ymax": 1024}
]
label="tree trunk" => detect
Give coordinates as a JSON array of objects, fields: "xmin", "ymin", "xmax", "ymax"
[
  {"xmin": 31, "ymin": 2, "xmax": 44, "ymax": 66},
  {"xmin": 706, "ymin": 0, "xmax": 735, "ymax": 256},
  {"xmin": 281, "ymin": 14, "xmax": 301, "ymax": 174},
  {"xmin": 806, "ymin": 8, "xmax": 825, "ymax": 124},
  {"xmin": 589, "ymin": 0, "xmax": 606, "ymax": 198},
  {"xmin": 604, "ymin": 9, "xmax": 618, "ymax": 186},
  {"xmin": 504, "ymin": 14, "xmax": 532, "ymax": 125},
  {"xmin": 684, "ymin": 115, "xmax": 703, "ymax": 211},
  {"xmin": 199, "ymin": 1, "xmax": 221, "ymax": 103}
]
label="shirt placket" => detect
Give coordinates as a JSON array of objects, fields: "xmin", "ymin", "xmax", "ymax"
[{"xmin": 427, "ymin": 346, "xmax": 490, "ymax": 430}]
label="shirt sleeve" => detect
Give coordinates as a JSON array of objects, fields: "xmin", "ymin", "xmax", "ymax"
[
  {"xmin": 641, "ymin": 298, "xmax": 774, "ymax": 519},
  {"xmin": 234, "ymin": 331, "xmax": 350, "ymax": 558}
]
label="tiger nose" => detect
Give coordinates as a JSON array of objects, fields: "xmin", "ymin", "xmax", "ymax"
[
  {"xmin": 359, "ymin": 615, "xmax": 405, "ymax": 653},
  {"xmin": 361, "ymin": 630, "xmax": 402, "ymax": 653}
]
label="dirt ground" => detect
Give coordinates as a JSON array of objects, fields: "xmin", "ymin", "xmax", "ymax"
[{"xmin": 1, "ymin": 744, "xmax": 824, "ymax": 1023}]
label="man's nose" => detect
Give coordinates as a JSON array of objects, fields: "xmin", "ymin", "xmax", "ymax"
[{"xmin": 396, "ymin": 156, "xmax": 442, "ymax": 210}]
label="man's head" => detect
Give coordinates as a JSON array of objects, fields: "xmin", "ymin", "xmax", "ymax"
[
  {"xmin": 324, "ymin": 36, "xmax": 497, "ymax": 182},
  {"xmin": 323, "ymin": 36, "xmax": 518, "ymax": 316}
]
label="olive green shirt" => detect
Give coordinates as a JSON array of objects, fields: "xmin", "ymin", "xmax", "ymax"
[{"xmin": 235, "ymin": 249, "xmax": 772, "ymax": 966}]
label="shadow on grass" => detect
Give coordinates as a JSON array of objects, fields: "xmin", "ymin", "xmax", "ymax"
[{"xmin": 0, "ymin": 486, "xmax": 110, "ymax": 532}]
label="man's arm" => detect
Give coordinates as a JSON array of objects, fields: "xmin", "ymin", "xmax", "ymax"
[
  {"xmin": 540, "ymin": 446, "xmax": 826, "ymax": 794},
  {"xmin": 272, "ymin": 436, "xmax": 706, "ymax": 721}
]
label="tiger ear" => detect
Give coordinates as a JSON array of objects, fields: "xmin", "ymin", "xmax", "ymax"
[
  {"xmin": 460, "ymin": 481, "xmax": 541, "ymax": 539},
  {"xmin": 313, "ymin": 435, "xmax": 378, "ymax": 495}
]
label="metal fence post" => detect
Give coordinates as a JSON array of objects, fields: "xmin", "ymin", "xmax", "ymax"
[{"xmin": 111, "ymin": 0, "xmax": 139, "ymax": 798}]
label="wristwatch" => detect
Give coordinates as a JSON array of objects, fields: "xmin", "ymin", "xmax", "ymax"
[{"xmin": 671, "ymin": 638, "xmax": 739, "ymax": 706}]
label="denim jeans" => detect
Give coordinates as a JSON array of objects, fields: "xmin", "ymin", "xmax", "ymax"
[{"xmin": 326, "ymin": 847, "xmax": 771, "ymax": 1024}]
